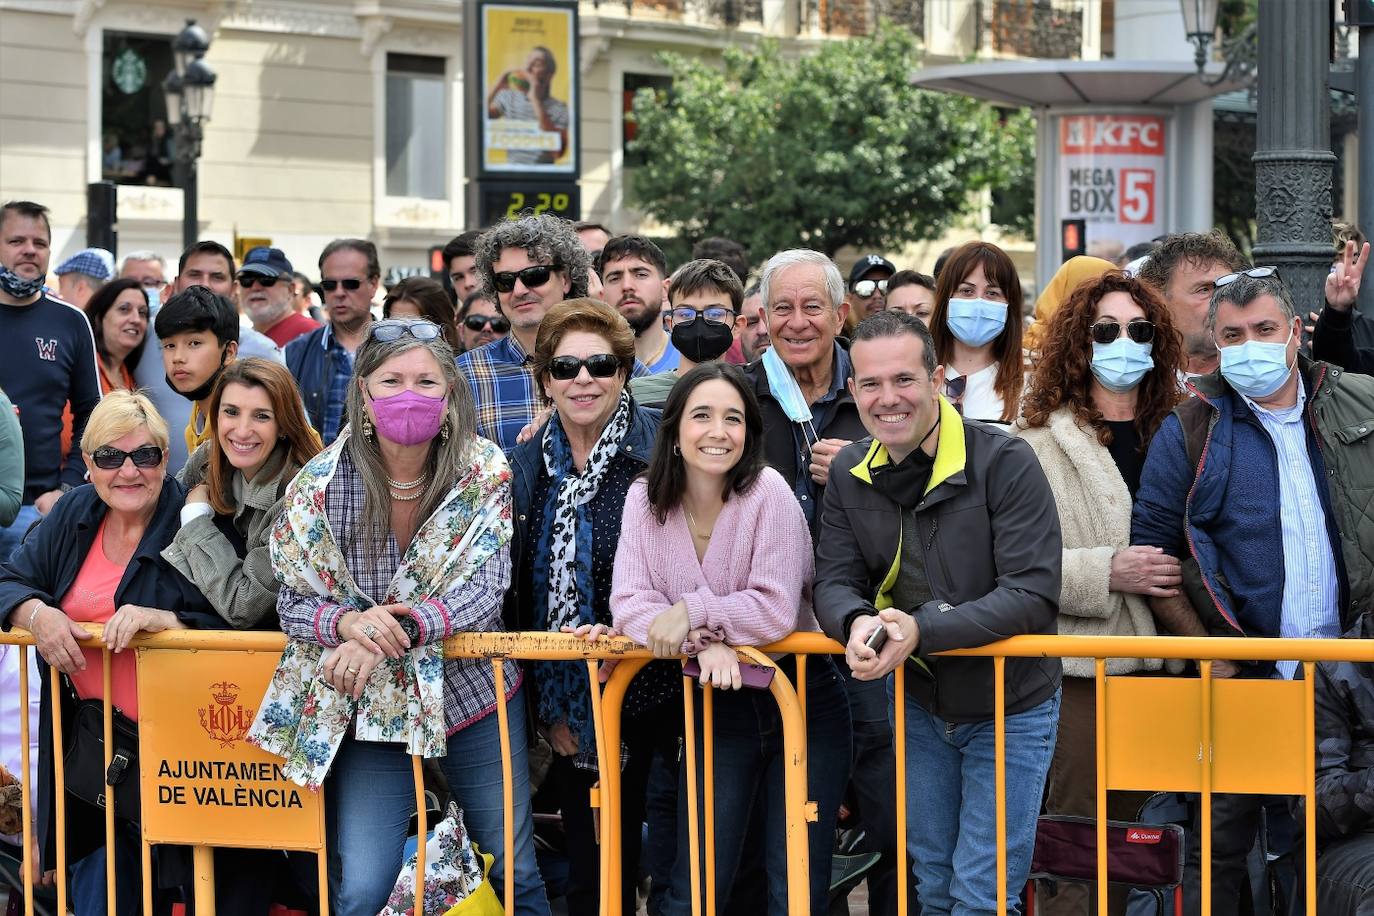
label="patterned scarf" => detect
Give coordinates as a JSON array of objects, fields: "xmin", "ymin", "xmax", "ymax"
[
  {"xmin": 0, "ymin": 266, "xmax": 44, "ymax": 300},
  {"xmin": 531, "ymin": 392, "xmax": 633, "ymax": 751},
  {"xmin": 247, "ymin": 429, "xmax": 512, "ymax": 788}
]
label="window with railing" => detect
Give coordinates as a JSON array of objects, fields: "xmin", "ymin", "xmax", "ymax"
[
  {"xmin": 817, "ymin": 0, "xmax": 925, "ymax": 36},
  {"xmin": 982, "ymin": 0, "xmax": 1084, "ymax": 59}
]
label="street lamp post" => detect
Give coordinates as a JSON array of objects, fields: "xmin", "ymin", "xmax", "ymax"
[
  {"xmin": 164, "ymin": 20, "xmax": 216, "ymax": 251},
  {"xmin": 1183, "ymin": 0, "xmax": 1333, "ymax": 316}
]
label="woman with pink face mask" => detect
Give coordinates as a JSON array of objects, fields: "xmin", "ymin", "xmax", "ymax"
[{"xmin": 249, "ymin": 319, "xmax": 550, "ymax": 916}]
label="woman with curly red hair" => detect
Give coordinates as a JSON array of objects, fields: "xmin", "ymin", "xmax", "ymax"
[{"xmin": 1016, "ymin": 270, "xmax": 1186, "ymax": 915}]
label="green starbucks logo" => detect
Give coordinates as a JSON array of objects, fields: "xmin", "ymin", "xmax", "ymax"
[{"xmin": 112, "ymin": 48, "xmax": 147, "ymax": 94}]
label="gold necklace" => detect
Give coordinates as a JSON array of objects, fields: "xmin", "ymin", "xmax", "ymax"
[{"xmin": 683, "ymin": 505, "xmax": 713, "ymax": 540}]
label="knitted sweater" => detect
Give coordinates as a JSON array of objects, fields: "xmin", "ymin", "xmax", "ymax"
[
  {"xmin": 1016, "ymin": 407, "xmax": 1165, "ymax": 677},
  {"xmin": 611, "ymin": 467, "xmax": 818, "ymax": 652}
]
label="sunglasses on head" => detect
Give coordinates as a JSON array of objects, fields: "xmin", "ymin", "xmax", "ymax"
[
  {"xmin": 548, "ymin": 353, "xmax": 620, "ymax": 381},
  {"xmin": 853, "ymin": 278, "xmax": 889, "ymax": 299},
  {"xmin": 369, "ymin": 320, "xmax": 443, "ymax": 343},
  {"xmin": 492, "ymin": 264, "xmax": 561, "ymax": 294},
  {"xmin": 464, "ymin": 314, "xmax": 510, "ymax": 333},
  {"xmin": 1214, "ymin": 265, "xmax": 1280, "ymax": 288},
  {"xmin": 1091, "ymin": 318, "xmax": 1156, "ymax": 345},
  {"xmin": 237, "ymin": 275, "xmax": 283, "ymax": 289},
  {"xmin": 90, "ymin": 445, "xmax": 163, "ymax": 470},
  {"xmin": 320, "ymin": 277, "xmax": 364, "ymax": 292}
]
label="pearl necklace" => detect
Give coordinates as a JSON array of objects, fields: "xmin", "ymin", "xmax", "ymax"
[
  {"xmin": 387, "ymin": 473, "xmax": 428, "ymax": 490},
  {"xmin": 390, "ymin": 484, "xmax": 427, "ymax": 502}
]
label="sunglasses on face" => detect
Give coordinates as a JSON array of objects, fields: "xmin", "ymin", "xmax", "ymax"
[
  {"xmin": 369, "ymin": 320, "xmax": 443, "ymax": 343},
  {"xmin": 464, "ymin": 313, "xmax": 510, "ymax": 333},
  {"xmin": 853, "ymin": 279, "xmax": 889, "ymax": 299},
  {"xmin": 1214, "ymin": 265, "xmax": 1280, "ymax": 288},
  {"xmin": 320, "ymin": 277, "xmax": 364, "ymax": 292},
  {"xmin": 492, "ymin": 264, "xmax": 561, "ymax": 294},
  {"xmin": 237, "ymin": 275, "xmax": 283, "ymax": 289},
  {"xmin": 670, "ymin": 306, "xmax": 735, "ymax": 326},
  {"xmin": 90, "ymin": 445, "xmax": 163, "ymax": 470},
  {"xmin": 1091, "ymin": 318, "xmax": 1156, "ymax": 345},
  {"xmin": 548, "ymin": 353, "xmax": 620, "ymax": 381}
]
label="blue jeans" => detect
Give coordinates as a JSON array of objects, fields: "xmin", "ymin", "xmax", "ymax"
[
  {"xmin": 896, "ymin": 685, "xmax": 1060, "ymax": 916},
  {"xmin": 0, "ymin": 504, "xmax": 41, "ymax": 562},
  {"xmin": 326, "ymin": 686, "xmax": 550, "ymax": 916},
  {"xmin": 68, "ymin": 824, "xmax": 142, "ymax": 916},
  {"xmin": 663, "ymin": 656, "xmax": 853, "ymax": 916}
]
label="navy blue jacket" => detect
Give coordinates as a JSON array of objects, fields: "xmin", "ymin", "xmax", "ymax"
[
  {"xmin": 0, "ymin": 479, "xmax": 222, "ymax": 871},
  {"xmin": 1131, "ymin": 367, "xmax": 1348, "ymax": 653},
  {"xmin": 284, "ymin": 325, "xmax": 339, "ymax": 437}
]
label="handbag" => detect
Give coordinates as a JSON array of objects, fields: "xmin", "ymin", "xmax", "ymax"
[{"xmin": 61, "ymin": 688, "xmax": 140, "ymax": 825}]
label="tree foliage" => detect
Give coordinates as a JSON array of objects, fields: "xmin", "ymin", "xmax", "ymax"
[{"xmin": 627, "ymin": 24, "xmax": 1036, "ymax": 258}]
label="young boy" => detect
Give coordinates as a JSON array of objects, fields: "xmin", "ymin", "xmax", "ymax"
[{"xmin": 154, "ymin": 286, "xmax": 239, "ymax": 455}]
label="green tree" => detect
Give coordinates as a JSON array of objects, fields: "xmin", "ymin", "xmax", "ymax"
[{"xmin": 627, "ymin": 24, "xmax": 1035, "ymax": 258}]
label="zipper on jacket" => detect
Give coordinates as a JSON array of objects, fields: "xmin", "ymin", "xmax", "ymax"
[{"xmin": 1182, "ymin": 407, "xmax": 1243, "ymax": 634}]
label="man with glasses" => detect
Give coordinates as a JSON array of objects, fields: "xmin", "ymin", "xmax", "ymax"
[
  {"xmin": 237, "ymin": 246, "xmax": 320, "ymax": 347},
  {"xmin": 457, "ymin": 213, "xmax": 593, "ymax": 452},
  {"xmin": 1132, "ymin": 267, "xmax": 1374, "ymax": 915},
  {"xmin": 285, "ymin": 238, "xmax": 380, "ymax": 444},
  {"xmin": 601, "ymin": 235, "xmax": 678, "ymax": 374},
  {"xmin": 457, "ymin": 290, "xmax": 510, "ymax": 352},
  {"xmin": 844, "ymin": 254, "xmax": 895, "ymax": 325},
  {"xmin": 630, "ymin": 259, "xmax": 745, "ymax": 408}
]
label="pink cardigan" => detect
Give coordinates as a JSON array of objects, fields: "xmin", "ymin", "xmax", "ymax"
[{"xmin": 611, "ymin": 467, "xmax": 818, "ymax": 652}]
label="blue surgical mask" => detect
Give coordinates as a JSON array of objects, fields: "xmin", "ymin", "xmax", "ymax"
[
  {"xmin": 760, "ymin": 343, "xmax": 813, "ymax": 425},
  {"xmin": 945, "ymin": 297, "xmax": 1007, "ymax": 347},
  {"xmin": 1218, "ymin": 330, "xmax": 1295, "ymax": 399},
  {"xmin": 143, "ymin": 285, "xmax": 161, "ymax": 311},
  {"xmin": 1090, "ymin": 338, "xmax": 1154, "ymax": 393}
]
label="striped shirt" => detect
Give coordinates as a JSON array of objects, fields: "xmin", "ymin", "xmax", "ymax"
[{"xmin": 1242, "ymin": 386, "xmax": 1341, "ymax": 677}]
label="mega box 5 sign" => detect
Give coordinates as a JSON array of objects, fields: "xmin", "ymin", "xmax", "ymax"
[{"xmin": 1057, "ymin": 114, "xmax": 1166, "ymax": 251}]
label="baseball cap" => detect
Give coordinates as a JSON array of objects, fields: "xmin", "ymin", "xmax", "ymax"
[
  {"xmin": 54, "ymin": 247, "xmax": 115, "ymax": 281},
  {"xmin": 239, "ymin": 246, "xmax": 293, "ymax": 278},
  {"xmin": 848, "ymin": 254, "xmax": 895, "ymax": 287}
]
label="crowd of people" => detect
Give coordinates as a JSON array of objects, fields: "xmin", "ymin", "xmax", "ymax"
[{"xmin": 0, "ymin": 196, "xmax": 1373, "ymax": 916}]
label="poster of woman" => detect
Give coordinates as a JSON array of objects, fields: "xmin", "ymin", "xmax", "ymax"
[{"xmin": 482, "ymin": 3, "xmax": 577, "ymax": 174}]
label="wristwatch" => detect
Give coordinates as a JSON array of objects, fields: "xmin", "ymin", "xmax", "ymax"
[{"xmin": 398, "ymin": 615, "xmax": 421, "ymax": 643}]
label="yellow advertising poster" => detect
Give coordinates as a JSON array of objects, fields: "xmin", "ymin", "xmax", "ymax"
[
  {"xmin": 136, "ymin": 648, "xmax": 324, "ymax": 850},
  {"xmin": 482, "ymin": 3, "xmax": 577, "ymax": 174}
]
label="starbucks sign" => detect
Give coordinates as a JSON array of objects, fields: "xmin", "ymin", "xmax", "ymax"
[{"xmin": 112, "ymin": 47, "xmax": 147, "ymax": 94}]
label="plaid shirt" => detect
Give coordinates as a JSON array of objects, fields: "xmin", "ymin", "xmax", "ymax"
[
  {"xmin": 321, "ymin": 328, "xmax": 355, "ymax": 444},
  {"xmin": 276, "ymin": 449, "xmax": 520, "ymax": 734},
  {"xmin": 458, "ymin": 335, "xmax": 652, "ymax": 453}
]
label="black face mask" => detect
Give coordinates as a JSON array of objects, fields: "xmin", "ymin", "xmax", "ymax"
[
  {"xmin": 869, "ymin": 412, "xmax": 940, "ymax": 510},
  {"xmin": 671, "ymin": 319, "xmax": 735, "ymax": 364},
  {"xmin": 166, "ymin": 347, "xmax": 229, "ymax": 403}
]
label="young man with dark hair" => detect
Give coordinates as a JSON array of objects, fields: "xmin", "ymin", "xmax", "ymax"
[
  {"xmin": 600, "ymin": 235, "xmax": 677, "ymax": 373},
  {"xmin": 0, "ymin": 200, "xmax": 102, "ymax": 558},
  {"xmin": 443, "ymin": 230, "xmax": 484, "ymax": 304},
  {"xmin": 573, "ymin": 221, "xmax": 610, "ymax": 256},
  {"xmin": 155, "ymin": 286, "xmax": 240, "ymax": 456},
  {"xmin": 629, "ymin": 258, "xmax": 745, "ymax": 407},
  {"xmin": 457, "ymin": 289, "xmax": 509, "ymax": 352},
  {"xmin": 691, "ymin": 237, "xmax": 750, "ymax": 283}
]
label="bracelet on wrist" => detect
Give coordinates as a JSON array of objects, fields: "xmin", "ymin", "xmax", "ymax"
[{"xmin": 27, "ymin": 603, "xmax": 42, "ymax": 630}]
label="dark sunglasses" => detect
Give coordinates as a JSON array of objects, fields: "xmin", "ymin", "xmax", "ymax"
[
  {"xmin": 548, "ymin": 353, "xmax": 620, "ymax": 381},
  {"xmin": 370, "ymin": 320, "xmax": 442, "ymax": 343},
  {"xmin": 237, "ymin": 275, "xmax": 283, "ymax": 289},
  {"xmin": 1090, "ymin": 319, "xmax": 1156, "ymax": 345},
  {"xmin": 1214, "ymin": 265, "xmax": 1279, "ymax": 288},
  {"xmin": 320, "ymin": 277, "xmax": 364, "ymax": 292},
  {"xmin": 464, "ymin": 314, "xmax": 510, "ymax": 333},
  {"xmin": 492, "ymin": 264, "xmax": 561, "ymax": 294},
  {"xmin": 90, "ymin": 445, "xmax": 163, "ymax": 470}
]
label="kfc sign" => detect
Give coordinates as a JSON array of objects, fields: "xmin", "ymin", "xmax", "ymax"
[
  {"xmin": 1060, "ymin": 116, "xmax": 1165, "ymax": 156},
  {"xmin": 1057, "ymin": 113, "xmax": 1167, "ymax": 251}
]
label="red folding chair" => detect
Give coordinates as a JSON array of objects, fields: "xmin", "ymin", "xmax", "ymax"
[{"xmin": 1026, "ymin": 814, "xmax": 1185, "ymax": 916}]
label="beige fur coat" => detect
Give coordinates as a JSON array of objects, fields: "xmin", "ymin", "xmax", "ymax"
[{"xmin": 1017, "ymin": 407, "xmax": 1167, "ymax": 677}]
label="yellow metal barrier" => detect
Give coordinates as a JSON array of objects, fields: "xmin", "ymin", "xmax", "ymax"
[{"xmin": 7, "ymin": 627, "xmax": 1374, "ymax": 916}]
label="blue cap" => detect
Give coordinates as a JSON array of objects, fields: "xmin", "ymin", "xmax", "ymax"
[
  {"xmin": 54, "ymin": 248, "xmax": 115, "ymax": 280},
  {"xmin": 239, "ymin": 246, "xmax": 293, "ymax": 278}
]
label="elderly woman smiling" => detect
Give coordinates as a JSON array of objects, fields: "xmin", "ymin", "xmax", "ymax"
[{"xmin": 0, "ymin": 390, "xmax": 220, "ymax": 916}]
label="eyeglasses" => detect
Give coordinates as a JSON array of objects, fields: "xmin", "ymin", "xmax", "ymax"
[
  {"xmin": 320, "ymin": 277, "xmax": 364, "ymax": 292},
  {"xmin": 237, "ymin": 275, "xmax": 283, "ymax": 289},
  {"xmin": 369, "ymin": 320, "xmax": 443, "ymax": 343},
  {"xmin": 853, "ymin": 279, "xmax": 889, "ymax": 299},
  {"xmin": 548, "ymin": 353, "xmax": 620, "ymax": 381},
  {"xmin": 1214, "ymin": 266, "xmax": 1280, "ymax": 288},
  {"xmin": 1090, "ymin": 318, "xmax": 1156, "ymax": 345},
  {"xmin": 670, "ymin": 306, "xmax": 735, "ymax": 326},
  {"xmin": 492, "ymin": 264, "xmax": 561, "ymax": 294},
  {"xmin": 463, "ymin": 314, "xmax": 510, "ymax": 333},
  {"xmin": 90, "ymin": 445, "xmax": 163, "ymax": 470}
]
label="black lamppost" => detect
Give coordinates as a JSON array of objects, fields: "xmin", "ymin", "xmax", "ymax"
[{"xmin": 164, "ymin": 20, "xmax": 216, "ymax": 251}]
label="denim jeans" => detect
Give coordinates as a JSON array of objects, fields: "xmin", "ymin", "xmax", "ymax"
[
  {"xmin": 326, "ymin": 685, "xmax": 550, "ymax": 916},
  {"xmin": 68, "ymin": 824, "xmax": 142, "ymax": 916},
  {"xmin": 663, "ymin": 655, "xmax": 853, "ymax": 916},
  {"xmin": 0, "ymin": 504, "xmax": 41, "ymax": 562},
  {"xmin": 896, "ymin": 685, "xmax": 1060, "ymax": 916}
]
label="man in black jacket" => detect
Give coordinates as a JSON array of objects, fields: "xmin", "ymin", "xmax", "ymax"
[{"xmin": 815, "ymin": 310, "xmax": 1062, "ymax": 916}]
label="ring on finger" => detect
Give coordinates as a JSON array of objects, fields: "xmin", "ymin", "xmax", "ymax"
[
  {"xmin": 346, "ymin": 667, "xmax": 361, "ymax": 675},
  {"xmin": 362, "ymin": 624, "xmax": 379, "ymax": 639}
]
